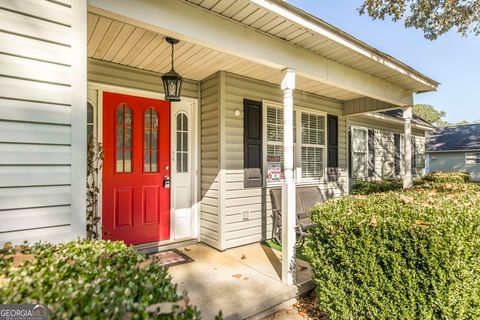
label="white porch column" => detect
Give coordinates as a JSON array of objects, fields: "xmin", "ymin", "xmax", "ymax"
[
  {"xmin": 281, "ymin": 68, "xmax": 296, "ymax": 285},
  {"xmin": 403, "ymin": 106, "xmax": 413, "ymax": 188}
]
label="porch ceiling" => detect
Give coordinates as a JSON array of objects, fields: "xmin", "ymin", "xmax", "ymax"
[{"xmin": 87, "ymin": 12, "xmax": 362, "ymax": 101}]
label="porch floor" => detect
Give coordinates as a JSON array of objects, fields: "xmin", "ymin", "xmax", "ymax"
[{"xmin": 168, "ymin": 243, "xmax": 314, "ymax": 320}]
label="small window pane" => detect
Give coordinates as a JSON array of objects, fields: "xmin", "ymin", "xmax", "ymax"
[
  {"xmin": 144, "ymin": 130, "xmax": 151, "ymax": 148},
  {"xmin": 182, "ymin": 114, "xmax": 187, "ymax": 131},
  {"xmin": 116, "ymin": 150, "xmax": 124, "ymax": 172},
  {"xmin": 182, "ymin": 132, "xmax": 188, "ymax": 151},
  {"xmin": 117, "ymin": 106, "xmax": 124, "ymax": 125},
  {"xmin": 116, "ymin": 126, "xmax": 124, "ymax": 148},
  {"xmin": 152, "ymin": 130, "xmax": 158, "ymax": 150},
  {"xmin": 152, "ymin": 111, "xmax": 158, "ymax": 128},
  {"xmin": 145, "ymin": 111, "xmax": 151, "ymax": 127},
  {"xmin": 182, "ymin": 153, "xmax": 188, "ymax": 172},
  {"xmin": 177, "ymin": 153, "xmax": 183, "ymax": 172},
  {"xmin": 125, "ymin": 107, "xmax": 132, "ymax": 126},
  {"xmin": 177, "ymin": 113, "xmax": 182, "ymax": 130},
  {"xmin": 144, "ymin": 150, "xmax": 150, "ymax": 172},
  {"xmin": 87, "ymin": 102, "xmax": 94, "ymax": 124},
  {"xmin": 125, "ymin": 127, "xmax": 132, "ymax": 148},
  {"xmin": 87, "ymin": 125, "xmax": 93, "ymax": 141},
  {"xmin": 124, "ymin": 150, "xmax": 132, "ymax": 172},
  {"xmin": 151, "ymin": 151, "xmax": 158, "ymax": 172},
  {"xmin": 177, "ymin": 132, "xmax": 182, "ymax": 151}
]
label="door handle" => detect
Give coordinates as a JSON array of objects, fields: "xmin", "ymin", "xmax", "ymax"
[{"xmin": 163, "ymin": 175, "xmax": 171, "ymax": 189}]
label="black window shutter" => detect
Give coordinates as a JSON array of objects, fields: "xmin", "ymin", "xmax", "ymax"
[
  {"xmin": 368, "ymin": 129, "xmax": 375, "ymax": 177},
  {"xmin": 243, "ymin": 99, "xmax": 262, "ymax": 188},
  {"xmin": 394, "ymin": 133, "xmax": 401, "ymax": 176},
  {"xmin": 327, "ymin": 115, "xmax": 338, "ymax": 168},
  {"xmin": 327, "ymin": 115, "xmax": 339, "ymax": 181}
]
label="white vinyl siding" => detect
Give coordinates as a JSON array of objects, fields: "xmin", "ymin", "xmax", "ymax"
[
  {"xmin": 0, "ymin": 0, "xmax": 86, "ymax": 245},
  {"xmin": 198, "ymin": 74, "xmax": 221, "ymax": 248}
]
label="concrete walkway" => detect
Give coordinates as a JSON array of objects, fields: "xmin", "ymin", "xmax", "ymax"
[{"xmin": 168, "ymin": 243, "xmax": 313, "ymax": 320}]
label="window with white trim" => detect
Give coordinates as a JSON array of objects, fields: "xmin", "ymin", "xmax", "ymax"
[
  {"xmin": 351, "ymin": 127, "xmax": 368, "ymax": 179},
  {"xmin": 301, "ymin": 112, "xmax": 325, "ymax": 179},
  {"xmin": 466, "ymin": 152, "xmax": 480, "ymax": 164},
  {"xmin": 264, "ymin": 102, "xmax": 326, "ymax": 184}
]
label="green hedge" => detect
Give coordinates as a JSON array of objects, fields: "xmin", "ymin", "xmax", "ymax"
[
  {"xmin": 0, "ymin": 240, "xmax": 201, "ymax": 319},
  {"xmin": 305, "ymin": 182, "xmax": 480, "ymax": 320},
  {"xmin": 351, "ymin": 180, "xmax": 403, "ymax": 195},
  {"xmin": 422, "ymin": 171, "xmax": 471, "ymax": 183}
]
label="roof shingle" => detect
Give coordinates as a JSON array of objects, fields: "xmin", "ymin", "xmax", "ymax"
[
  {"xmin": 426, "ymin": 124, "xmax": 480, "ymax": 152},
  {"xmin": 378, "ymin": 109, "xmax": 434, "ymax": 128}
]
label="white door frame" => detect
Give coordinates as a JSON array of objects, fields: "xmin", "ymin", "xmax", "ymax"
[
  {"xmin": 170, "ymin": 100, "xmax": 198, "ymax": 240},
  {"xmin": 88, "ymin": 81, "xmax": 199, "ymax": 245}
]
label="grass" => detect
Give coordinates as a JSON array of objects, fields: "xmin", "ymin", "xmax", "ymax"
[{"xmin": 263, "ymin": 239, "xmax": 309, "ymax": 262}]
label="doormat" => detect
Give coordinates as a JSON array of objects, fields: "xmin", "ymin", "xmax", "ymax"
[{"xmin": 149, "ymin": 249, "xmax": 194, "ymax": 268}]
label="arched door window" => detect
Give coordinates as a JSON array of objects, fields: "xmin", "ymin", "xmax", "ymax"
[
  {"xmin": 115, "ymin": 103, "xmax": 132, "ymax": 173},
  {"xmin": 176, "ymin": 113, "xmax": 188, "ymax": 173},
  {"xmin": 144, "ymin": 108, "xmax": 159, "ymax": 172}
]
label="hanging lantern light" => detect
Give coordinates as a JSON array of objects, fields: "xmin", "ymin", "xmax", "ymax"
[{"xmin": 162, "ymin": 37, "xmax": 183, "ymax": 101}]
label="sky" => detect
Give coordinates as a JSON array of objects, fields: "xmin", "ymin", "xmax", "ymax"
[{"xmin": 289, "ymin": 0, "xmax": 480, "ymax": 123}]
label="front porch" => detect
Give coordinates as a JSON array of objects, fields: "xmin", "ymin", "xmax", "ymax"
[
  {"xmin": 165, "ymin": 243, "xmax": 313, "ymax": 319},
  {"xmin": 83, "ymin": 0, "xmax": 436, "ymax": 287}
]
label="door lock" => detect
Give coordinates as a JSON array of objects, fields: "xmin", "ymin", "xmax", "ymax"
[{"xmin": 163, "ymin": 175, "xmax": 171, "ymax": 189}]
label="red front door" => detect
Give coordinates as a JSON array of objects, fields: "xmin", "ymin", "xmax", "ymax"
[{"xmin": 102, "ymin": 92, "xmax": 170, "ymax": 245}]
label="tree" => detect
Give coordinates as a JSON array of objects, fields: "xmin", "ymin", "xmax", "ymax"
[
  {"xmin": 359, "ymin": 0, "xmax": 480, "ymax": 40},
  {"xmin": 413, "ymin": 104, "xmax": 448, "ymax": 126}
]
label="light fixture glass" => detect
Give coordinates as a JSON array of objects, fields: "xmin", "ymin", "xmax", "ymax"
[{"xmin": 162, "ymin": 37, "xmax": 183, "ymax": 101}]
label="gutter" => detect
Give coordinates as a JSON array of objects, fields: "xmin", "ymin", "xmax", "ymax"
[{"xmin": 262, "ymin": 0, "xmax": 439, "ymax": 91}]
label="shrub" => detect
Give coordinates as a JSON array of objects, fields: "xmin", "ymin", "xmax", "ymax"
[
  {"xmin": 305, "ymin": 182, "xmax": 480, "ymax": 320},
  {"xmin": 0, "ymin": 240, "xmax": 201, "ymax": 319},
  {"xmin": 351, "ymin": 179, "xmax": 403, "ymax": 195},
  {"xmin": 422, "ymin": 171, "xmax": 471, "ymax": 184}
]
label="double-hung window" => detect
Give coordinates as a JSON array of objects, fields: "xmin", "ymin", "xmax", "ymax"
[
  {"xmin": 264, "ymin": 102, "xmax": 325, "ymax": 184},
  {"xmin": 351, "ymin": 126, "xmax": 368, "ymax": 179},
  {"xmin": 300, "ymin": 112, "xmax": 325, "ymax": 180}
]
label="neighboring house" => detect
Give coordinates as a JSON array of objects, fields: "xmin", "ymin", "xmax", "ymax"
[
  {"xmin": 348, "ymin": 110, "xmax": 434, "ymax": 185},
  {"xmin": 426, "ymin": 124, "xmax": 480, "ymax": 181},
  {"xmin": 0, "ymin": 0, "xmax": 438, "ymax": 284}
]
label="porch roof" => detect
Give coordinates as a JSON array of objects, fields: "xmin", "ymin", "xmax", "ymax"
[
  {"xmin": 87, "ymin": 0, "xmax": 438, "ymax": 111},
  {"xmin": 184, "ymin": 0, "xmax": 439, "ymax": 93}
]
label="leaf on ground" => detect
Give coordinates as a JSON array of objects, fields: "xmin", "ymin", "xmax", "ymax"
[
  {"xmin": 137, "ymin": 259, "xmax": 153, "ymax": 270},
  {"xmin": 8, "ymin": 254, "xmax": 35, "ymax": 267},
  {"xmin": 241, "ymin": 254, "xmax": 246, "ymax": 260},
  {"xmin": 232, "ymin": 274, "xmax": 242, "ymax": 279},
  {"xmin": 0, "ymin": 275, "xmax": 7, "ymax": 288},
  {"xmin": 400, "ymin": 195, "xmax": 415, "ymax": 204},
  {"xmin": 369, "ymin": 216, "xmax": 377, "ymax": 227}
]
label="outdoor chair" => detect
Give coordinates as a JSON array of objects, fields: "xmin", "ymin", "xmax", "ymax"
[{"xmin": 269, "ymin": 186, "xmax": 324, "ymax": 248}]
